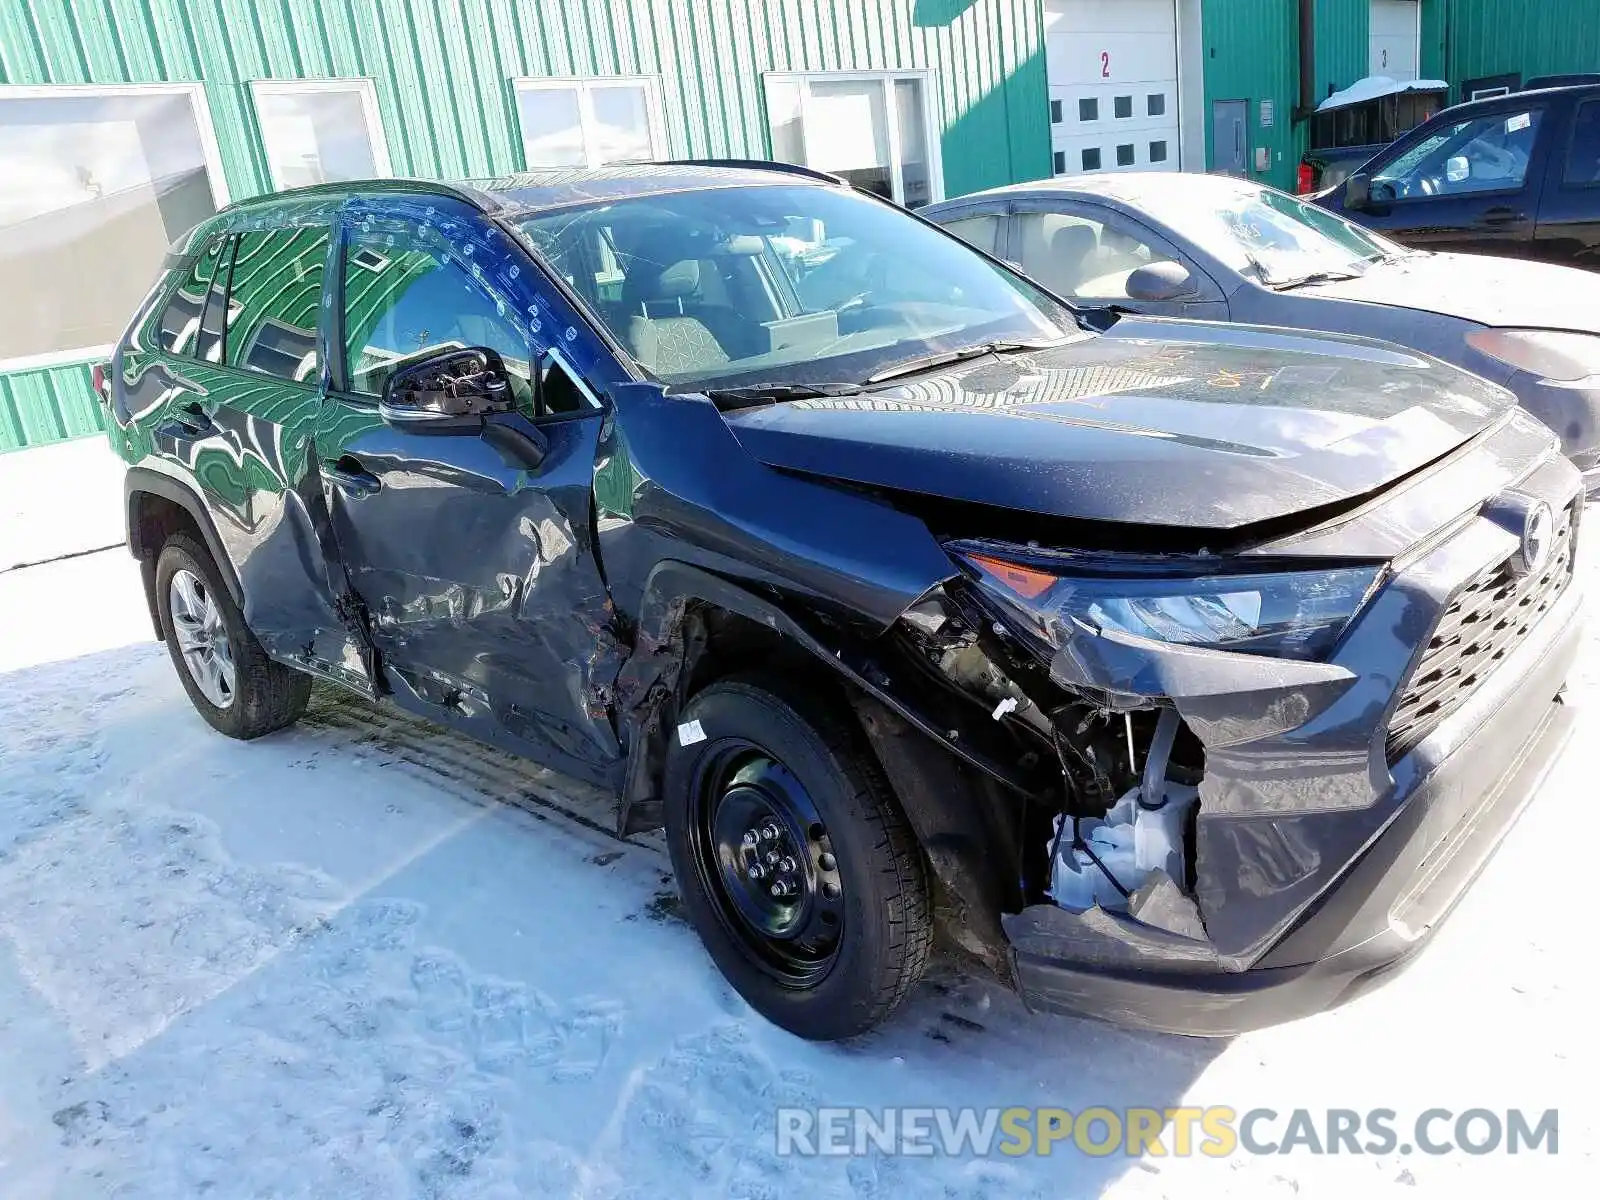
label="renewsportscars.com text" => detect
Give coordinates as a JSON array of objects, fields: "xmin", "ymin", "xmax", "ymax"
[{"xmin": 774, "ymin": 1106, "xmax": 1559, "ymax": 1158}]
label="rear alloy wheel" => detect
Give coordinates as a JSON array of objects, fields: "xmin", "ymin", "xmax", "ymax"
[
  {"xmin": 168, "ymin": 568, "xmax": 237, "ymax": 709},
  {"xmin": 663, "ymin": 674, "xmax": 932, "ymax": 1040},
  {"xmin": 155, "ymin": 533, "xmax": 311, "ymax": 740}
]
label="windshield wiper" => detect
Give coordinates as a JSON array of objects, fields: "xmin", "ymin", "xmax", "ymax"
[
  {"xmin": 1267, "ymin": 268, "xmax": 1366, "ymax": 291},
  {"xmin": 866, "ymin": 339, "xmax": 1065, "ymax": 385},
  {"xmin": 701, "ymin": 381, "xmax": 865, "ymax": 411}
]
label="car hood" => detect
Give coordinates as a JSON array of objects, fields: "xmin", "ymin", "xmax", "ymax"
[
  {"xmin": 1298, "ymin": 251, "xmax": 1600, "ymax": 332},
  {"xmin": 721, "ymin": 318, "xmax": 1514, "ymax": 530}
]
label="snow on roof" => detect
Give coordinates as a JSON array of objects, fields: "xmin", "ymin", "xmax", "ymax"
[{"xmin": 1317, "ymin": 75, "xmax": 1449, "ymax": 112}]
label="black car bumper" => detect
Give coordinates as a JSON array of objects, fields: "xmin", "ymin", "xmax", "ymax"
[{"xmin": 1008, "ymin": 575, "xmax": 1580, "ymax": 1037}]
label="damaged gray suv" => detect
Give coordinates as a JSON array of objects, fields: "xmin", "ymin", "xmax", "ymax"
[{"xmin": 103, "ymin": 162, "xmax": 1582, "ymax": 1040}]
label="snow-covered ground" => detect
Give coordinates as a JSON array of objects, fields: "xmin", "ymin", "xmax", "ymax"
[{"xmin": 0, "ymin": 489, "xmax": 1595, "ymax": 1196}]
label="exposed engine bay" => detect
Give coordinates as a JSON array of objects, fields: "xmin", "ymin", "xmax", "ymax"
[{"xmin": 897, "ymin": 574, "xmax": 1211, "ymax": 942}]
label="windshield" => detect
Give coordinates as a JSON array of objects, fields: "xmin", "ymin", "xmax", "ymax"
[
  {"xmin": 515, "ymin": 184, "xmax": 1082, "ymax": 390},
  {"xmin": 1135, "ymin": 182, "xmax": 1402, "ymax": 286}
]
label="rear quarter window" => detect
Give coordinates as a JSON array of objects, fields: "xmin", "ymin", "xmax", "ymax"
[{"xmin": 224, "ymin": 226, "xmax": 331, "ymax": 384}]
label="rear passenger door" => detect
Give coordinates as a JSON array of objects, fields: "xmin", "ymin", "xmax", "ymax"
[
  {"xmin": 133, "ymin": 216, "xmax": 371, "ymax": 689},
  {"xmin": 1533, "ymin": 96, "xmax": 1600, "ymax": 270},
  {"xmin": 316, "ymin": 198, "xmax": 621, "ymax": 782}
]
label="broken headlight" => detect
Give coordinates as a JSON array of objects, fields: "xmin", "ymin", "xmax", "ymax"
[{"xmin": 951, "ymin": 543, "xmax": 1381, "ymax": 662}]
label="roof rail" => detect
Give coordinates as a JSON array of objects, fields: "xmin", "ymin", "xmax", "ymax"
[
  {"xmin": 218, "ymin": 176, "xmax": 493, "ymax": 215},
  {"xmin": 656, "ymin": 158, "xmax": 847, "ymax": 186}
]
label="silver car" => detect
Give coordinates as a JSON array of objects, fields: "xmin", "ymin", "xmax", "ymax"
[{"xmin": 924, "ymin": 172, "xmax": 1600, "ymax": 483}]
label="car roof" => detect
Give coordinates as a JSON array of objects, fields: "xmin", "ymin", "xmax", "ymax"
[
  {"xmin": 217, "ymin": 162, "xmax": 833, "ymax": 222},
  {"xmin": 926, "ymin": 170, "xmax": 1265, "ymax": 211}
]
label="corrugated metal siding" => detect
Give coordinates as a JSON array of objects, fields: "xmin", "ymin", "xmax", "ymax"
[
  {"xmin": 1444, "ymin": 0, "xmax": 1600, "ymax": 95},
  {"xmin": 1314, "ymin": 0, "xmax": 1368, "ymax": 103},
  {"xmin": 1420, "ymin": 0, "xmax": 1447, "ymax": 80},
  {"xmin": 1200, "ymin": 0, "xmax": 1300, "ymax": 190},
  {"xmin": 0, "ymin": 364, "xmax": 105, "ymax": 449},
  {"xmin": 0, "ymin": 0, "xmax": 1051, "ymax": 451}
]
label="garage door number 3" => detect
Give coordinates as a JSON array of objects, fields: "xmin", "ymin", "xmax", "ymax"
[{"xmin": 1100, "ymin": 50, "xmax": 1110, "ymax": 78}]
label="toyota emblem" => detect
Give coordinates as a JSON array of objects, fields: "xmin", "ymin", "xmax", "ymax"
[{"xmin": 1522, "ymin": 501, "xmax": 1555, "ymax": 576}]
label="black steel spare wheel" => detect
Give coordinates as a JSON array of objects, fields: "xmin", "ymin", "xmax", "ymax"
[
  {"xmin": 695, "ymin": 747, "xmax": 846, "ymax": 986},
  {"xmin": 663, "ymin": 673, "xmax": 932, "ymax": 1041}
]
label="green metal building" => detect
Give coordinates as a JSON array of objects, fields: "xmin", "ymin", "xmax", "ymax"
[{"xmin": 1, "ymin": 0, "xmax": 1596, "ymax": 452}]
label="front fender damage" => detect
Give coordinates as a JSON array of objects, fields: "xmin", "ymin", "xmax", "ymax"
[{"xmin": 994, "ymin": 619, "xmax": 1366, "ymax": 975}]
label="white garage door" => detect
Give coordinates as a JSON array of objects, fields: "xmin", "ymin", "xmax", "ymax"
[
  {"xmin": 1370, "ymin": 0, "xmax": 1420, "ymax": 82},
  {"xmin": 1044, "ymin": 0, "xmax": 1180, "ymax": 176}
]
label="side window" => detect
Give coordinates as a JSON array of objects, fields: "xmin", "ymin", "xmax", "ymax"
[
  {"xmin": 225, "ymin": 227, "xmax": 330, "ymax": 384},
  {"xmin": 160, "ymin": 235, "xmax": 231, "ymax": 362},
  {"xmin": 1374, "ymin": 109, "xmax": 1542, "ymax": 199},
  {"xmin": 940, "ymin": 214, "xmax": 1001, "ymax": 255},
  {"xmin": 1013, "ymin": 211, "xmax": 1164, "ymax": 302},
  {"xmin": 342, "ymin": 237, "xmax": 534, "ymax": 406},
  {"xmin": 1565, "ymin": 100, "xmax": 1600, "ymax": 186}
]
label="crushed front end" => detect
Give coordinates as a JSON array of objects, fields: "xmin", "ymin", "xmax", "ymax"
[{"xmin": 896, "ymin": 411, "xmax": 1583, "ymax": 1035}]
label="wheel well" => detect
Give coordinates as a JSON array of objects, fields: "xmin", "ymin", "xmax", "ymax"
[
  {"xmin": 663, "ymin": 602, "xmax": 1020, "ymax": 976},
  {"xmin": 128, "ymin": 491, "xmax": 207, "ymax": 639},
  {"xmin": 128, "ymin": 491, "xmax": 204, "ymax": 564},
  {"xmin": 682, "ymin": 605, "xmax": 830, "ymax": 701}
]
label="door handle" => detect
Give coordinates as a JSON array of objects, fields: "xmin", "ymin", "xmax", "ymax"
[
  {"xmin": 1482, "ymin": 208, "xmax": 1526, "ymax": 225},
  {"xmin": 324, "ymin": 458, "xmax": 383, "ymax": 498}
]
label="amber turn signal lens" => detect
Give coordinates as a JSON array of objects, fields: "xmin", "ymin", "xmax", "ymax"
[{"xmin": 965, "ymin": 554, "xmax": 1057, "ymax": 600}]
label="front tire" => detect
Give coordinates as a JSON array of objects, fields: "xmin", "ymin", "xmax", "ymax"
[
  {"xmin": 155, "ymin": 533, "xmax": 310, "ymax": 739},
  {"xmin": 663, "ymin": 673, "xmax": 932, "ymax": 1040}
]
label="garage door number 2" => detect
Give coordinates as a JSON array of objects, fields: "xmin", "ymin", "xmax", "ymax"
[{"xmin": 1100, "ymin": 50, "xmax": 1110, "ymax": 78}]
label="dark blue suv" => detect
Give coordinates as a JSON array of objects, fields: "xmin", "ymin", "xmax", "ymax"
[{"xmin": 102, "ymin": 163, "xmax": 1581, "ymax": 1039}]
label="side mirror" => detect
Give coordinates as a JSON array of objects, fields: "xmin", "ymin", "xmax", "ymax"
[
  {"xmin": 378, "ymin": 347, "xmax": 514, "ymax": 432},
  {"xmin": 1344, "ymin": 172, "xmax": 1371, "ymax": 210},
  {"xmin": 1446, "ymin": 155, "xmax": 1470, "ymax": 184},
  {"xmin": 1124, "ymin": 260, "xmax": 1196, "ymax": 303}
]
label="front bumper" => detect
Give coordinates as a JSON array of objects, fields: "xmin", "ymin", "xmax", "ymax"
[
  {"xmin": 1008, "ymin": 577, "xmax": 1579, "ymax": 1036},
  {"xmin": 1003, "ymin": 424, "xmax": 1584, "ymax": 1035}
]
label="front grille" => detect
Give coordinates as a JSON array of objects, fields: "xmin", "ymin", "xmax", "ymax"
[{"xmin": 1386, "ymin": 504, "xmax": 1577, "ymax": 762}]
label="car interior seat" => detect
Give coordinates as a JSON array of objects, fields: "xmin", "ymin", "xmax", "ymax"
[
  {"xmin": 621, "ymin": 258, "xmax": 734, "ymax": 376},
  {"xmin": 1040, "ymin": 222, "xmax": 1097, "ymax": 296}
]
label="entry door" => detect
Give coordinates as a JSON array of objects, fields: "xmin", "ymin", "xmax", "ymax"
[
  {"xmin": 317, "ymin": 203, "xmax": 620, "ymax": 779},
  {"xmin": 1212, "ymin": 100, "xmax": 1248, "ymax": 176}
]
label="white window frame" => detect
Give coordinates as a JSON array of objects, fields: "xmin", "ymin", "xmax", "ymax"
[
  {"xmin": 0, "ymin": 81, "xmax": 230, "ymax": 372},
  {"xmin": 762, "ymin": 70, "xmax": 946, "ymax": 207},
  {"xmin": 248, "ymin": 77, "xmax": 392, "ymax": 191},
  {"xmin": 510, "ymin": 75, "xmax": 668, "ymax": 169}
]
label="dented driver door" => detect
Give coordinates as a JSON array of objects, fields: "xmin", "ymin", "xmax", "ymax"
[{"xmin": 316, "ymin": 200, "xmax": 621, "ymax": 782}]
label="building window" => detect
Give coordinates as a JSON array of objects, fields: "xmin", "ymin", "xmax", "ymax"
[
  {"xmin": 1082, "ymin": 147, "xmax": 1102, "ymax": 170},
  {"xmin": 1053, "ymin": 150, "xmax": 1067, "ymax": 174},
  {"xmin": 764, "ymin": 72, "xmax": 942, "ymax": 208},
  {"xmin": 0, "ymin": 83, "xmax": 228, "ymax": 370},
  {"xmin": 1150, "ymin": 140, "xmax": 1169, "ymax": 163},
  {"xmin": 513, "ymin": 77, "xmax": 666, "ymax": 169},
  {"xmin": 1050, "ymin": 99, "xmax": 1064, "ymax": 124},
  {"xmin": 250, "ymin": 79, "xmax": 391, "ymax": 191},
  {"xmin": 1117, "ymin": 143, "xmax": 1135, "ymax": 166},
  {"xmin": 1079, "ymin": 98, "xmax": 1098, "ymax": 122},
  {"xmin": 1148, "ymin": 93, "xmax": 1166, "ymax": 117},
  {"xmin": 1114, "ymin": 96, "xmax": 1133, "ymax": 119}
]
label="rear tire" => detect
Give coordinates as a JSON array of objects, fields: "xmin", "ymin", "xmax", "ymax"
[
  {"xmin": 663, "ymin": 673, "xmax": 932, "ymax": 1040},
  {"xmin": 155, "ymin": 533, "xmax": 310, "ymax": 739}
]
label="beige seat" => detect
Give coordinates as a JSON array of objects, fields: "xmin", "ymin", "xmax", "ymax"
[{"xmin": 622, "ymin": 259, "xmax": 732, "ymax": 376}]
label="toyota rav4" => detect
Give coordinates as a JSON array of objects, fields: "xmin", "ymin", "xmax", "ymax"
[{"xmin": 100, "ymin": 162, "xmax": 1582, "ymax": 1040}]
